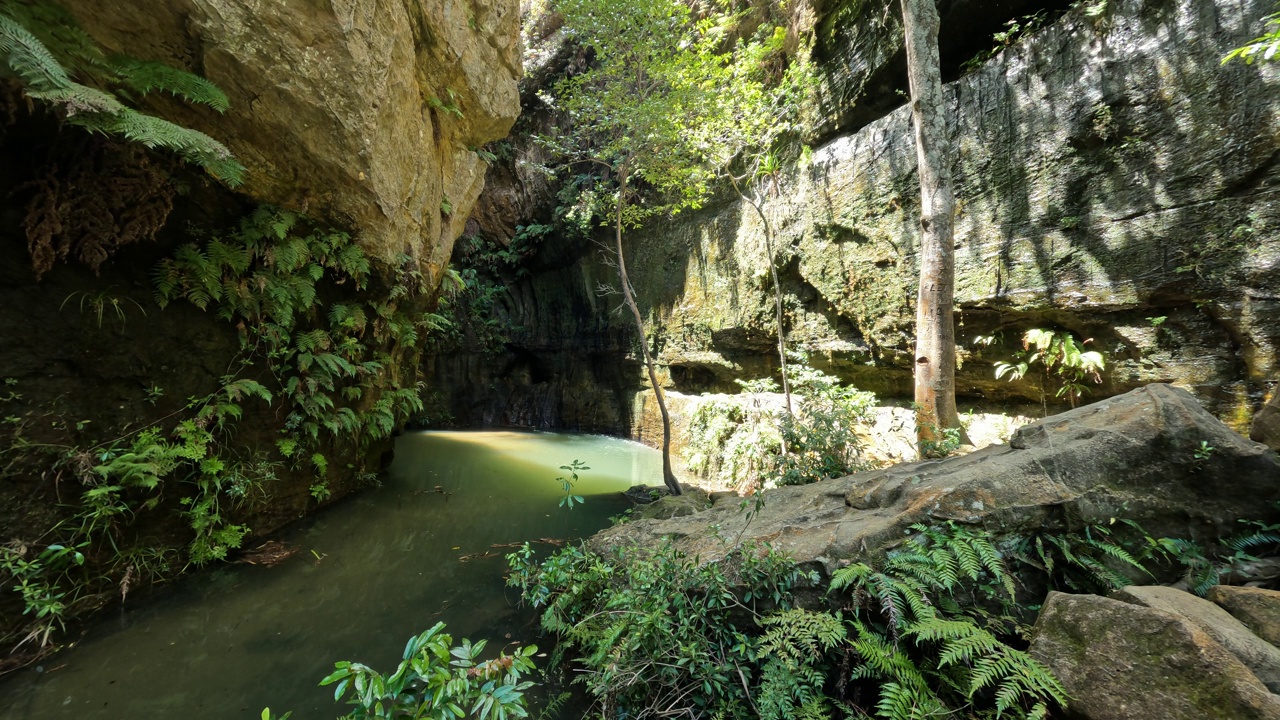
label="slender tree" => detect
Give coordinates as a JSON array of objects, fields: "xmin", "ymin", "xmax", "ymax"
[
  {"xmin": 698, "ymin": 27, "xmax": 816, "ymax": 450},
  {"xmin": 901, "ymin": 0, "xmax": 969, "ymax": 453},
  {"xmin": 544, "ymin": 0, "xmax": 723, "ymax": 495}
]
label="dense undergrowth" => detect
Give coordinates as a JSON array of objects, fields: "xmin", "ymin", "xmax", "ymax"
[
  {"xmin": 502, "ymin": 513, "xmax": 1280, "ymax": 720},
  {"xmin": 684, "ymin": 361, "xmax": 879, "ymax": 492}
]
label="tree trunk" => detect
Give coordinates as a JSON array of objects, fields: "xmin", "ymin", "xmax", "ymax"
[
  {"xmin": 902, "ymin": 0, "xmax": 968, "ymax": 453},
  {"xmin": 614, "ymin": 175, "xmax": 681, "ymax": 495},
  {"xmin": 729, "ymin": 174, "xmax": 792, "ymax": 455}
]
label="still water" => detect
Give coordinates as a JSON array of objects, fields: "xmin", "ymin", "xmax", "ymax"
[{"xmin": 0, "ymin": 431, "xmax": 659, "ymax": 719}]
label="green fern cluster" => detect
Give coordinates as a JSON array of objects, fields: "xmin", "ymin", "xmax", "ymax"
[
  {"xmin": 509, "ymin": 522, "xmax": 1068, "ymax": 720},
  {"xmin": 826, "ymin": 522, "xmax": 1066, "ymax": 719},
  {"xmin": 1153, "ymin": 518, "xmax": 1280, "ymax": 596},
  {"xmin": 509, "ymin": 512, "xmax": 1280, "ymax": 720},
  {"xmin": 1004, "ymin": 521, "xmax": 1151, "ymax": 595},
  {"xmin": 0, "ymin": 1, "xmax": 243, "ymax": 184},
  {"xmin": 755, "ymin": 609, "xmax": 846, "ymax": 720},
  {"xmin": 157, "ymin": 207, "xmax": 441, "ymax": 458}
]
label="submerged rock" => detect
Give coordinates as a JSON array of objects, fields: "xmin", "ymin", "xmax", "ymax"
[
  {"xmin": 594, "ymin": 384, "xmax": 1280, "ymax": 573},
  {"xmin": 1029, "ymin": 592, "xmax": 1280, "ymax": 720},
  {"xmin": 1211, "ymin": 586, "xmax": 1280, "ymax": 648}
]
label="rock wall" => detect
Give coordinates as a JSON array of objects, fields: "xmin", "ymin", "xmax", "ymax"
[
  {"xmin": 0, "ymin": 0, "xmax": 521, "ymax": 655},
  {"xmin": 60, "ymin": 0, "xmax": 522, "ymax": 285},
  {"xmin": 447, "ymin": 0, "xmax": 1280, "ymax": 432}
]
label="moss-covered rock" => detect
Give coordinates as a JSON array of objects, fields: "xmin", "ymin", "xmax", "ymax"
[
  {"xmin": 1210, "ymin": 585, "xmax": 1280, "ymax": 648},
  {"xmin": 1111, "ymin": 585, "xmax": 1280, "ymax": 692},
  {"xmin": 594, "ymin": 385, "xmax": 1280, "ymax": 574},
  {"xmin": 1029, "ymin": 592, "xmax": 1280, "ymax": 720}
]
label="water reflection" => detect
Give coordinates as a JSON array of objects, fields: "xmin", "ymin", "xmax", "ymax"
[{"xmin": 0, "ymin": 431, "xmax": 659, "ymax": 720}]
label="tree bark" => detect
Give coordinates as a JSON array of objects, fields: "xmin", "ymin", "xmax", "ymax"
[
  {"xmin": 902, "ymin": 0, "xmax": 968, "ymax": 453},
  {"xmin": 729, "ymin": 173, "xmax": 792, "ymax": 455},
  {"xmin": 614, "ymin": 172, "xmax": 681, "ymax": 495}
]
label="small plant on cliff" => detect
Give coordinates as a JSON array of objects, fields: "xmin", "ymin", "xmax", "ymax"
[
  {"xmin": 0, "ymin": 1, "xmax": 243, "ymax": 184},
  {"xmin": 1223, "ymin": 7, "xmax": 1280, "ymax": 64},
  {"xmin": 994, "ymin": 328, "xmax": 1104, "ymax": 409},
  {"xmin": 960, "ymin": 10, "xmax": 1049, "ymax": 73},
  {"xmin": 0, "ymin": 542, "xmax": 84, "ymax": 648},
  {"xmin": 156, "ymin": 207, "xmax": 436, "ymax": 452}
]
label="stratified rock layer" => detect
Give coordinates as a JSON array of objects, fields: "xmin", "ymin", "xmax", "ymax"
[
  {"xmin": 1029, "ymin": 592, "xmax": 1280, "ymax": 720},
  {"xmin": 61, "ymin": 0, "xmax": 522, "ymax": 283},
  {"xmin": 448, "ymin": 0, "xmax": 1280, "ymax": 432},
  {"xmin": 627, "ymin": 0, "xmax": 1280, "ymax": 408},
  {"xmin": 595, "ymin": 385, "xmax": 1280, "ymax": 572}
]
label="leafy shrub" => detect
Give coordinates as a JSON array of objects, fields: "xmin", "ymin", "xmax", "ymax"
[
  {"xmin": 319, "ymin": 622, "xmax": 538, "ymax": 720},
  {"xmin": 684, "ymin": 362, "xmax": 877, "ymax": 491},
  {"xmin": 507, "ymin": 539, "xmax": 806, "ymax": 718},
  {"xmin": 508, "ymin": 523, "xmax": 1072, "ymax": 719},
  {"xmin": 994, "ymin": 328, "xmax": 1104, "ymax": 408}
]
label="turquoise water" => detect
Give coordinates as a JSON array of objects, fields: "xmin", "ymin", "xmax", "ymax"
[{"xmin": 0, "ymin": 431, "xmax": 660, "ymax": 719}]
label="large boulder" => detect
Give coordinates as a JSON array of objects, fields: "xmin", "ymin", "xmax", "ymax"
[
  {"xmin": 1255, "ymin": 389, "xmax": 1280, "ymax": 452},
  {"xmin": 1111, "ymin": 585, "xmax": 1280, "ymax": 692},
  {"xmin": 1211, "ymin": 586, "xmax": 1280, "ymax": 648},
  {"xmin": 595, "ymin": 384, "xmax": 1280, "ymax": 573},
  {"xmin": 60, "ymin": 0, "xmax": 522, "ymax": 285},
  {"xmin": 1029, "ymin": 592, "xmax": 1280, "ymax": 720}
]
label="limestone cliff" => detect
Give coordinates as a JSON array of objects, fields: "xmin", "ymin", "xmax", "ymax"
[
  {"xmin": 444, "ymin": 0, "xmax": 1280, "ymax": 432},
  {"xmin": 59, "ymin": 0, "xmax": 522, "ymax": 285}
]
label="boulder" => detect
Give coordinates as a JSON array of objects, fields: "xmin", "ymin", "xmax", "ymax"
[
  {"xmin": 60, "ymin": 0, "xmax": 522, "ymax": 285},
  {"xmin": 1029, "ymin": 592, "xmax": 1280, "ymax": 720},
  {"xmin": 594, "ymin": 385, "xmax": 1280, "ymax": 575},
  {"xmin": 1211, "ymin": 586, "xmax": 1280, "ymax": 648},
  {"xmin": 626, "ymin": 485, "xmax": 713, "ymax": 520},
  {"xmin": 1111, "ymin": 585, "xmax": 1280, "ymax": 692},
  {"xmin": 1255, "ymin": 390, "xmax": 1280, "ymax": 452}
]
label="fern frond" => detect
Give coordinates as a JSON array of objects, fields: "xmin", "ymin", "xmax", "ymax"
[
  {"xmin": 0, "ymin": 12, "xmax": 73, "ymax": 90},
  {"xmin": 1225, "ymin": 531, "xmax": 1280, "ymax": 554},
  {"xmin": 108, "ymin": 55, "xmax": 230, "ymax": 111},
  {"xmin": 1095, "ymin": 541, "xmax": 1148, "ymax": 575},
  {"xmin": 0, "ymin": 9, "xmax": 244, "ymax": 185},
  {"xmin": 68, "ymin": 107, "xmax": 245, "ymax": 185}
]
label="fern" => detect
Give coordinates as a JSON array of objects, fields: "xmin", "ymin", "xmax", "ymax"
[
  {"xmin": 0, "ymin": 12, "xmax": 73, "ymax": 89},
  {"xmin": 0, "ymin": 3, "xmax": 244, "ymax": 184},
  {"xmin": 1225, "ymin": 530, "xmax": 1280, "ymax": 555},
  {"xmin": 755, "ymin": 608, "xmax": 845, "ymax": 720},
  {"xmin": 108, "ymin": 56, "xmax": 230, "ymax": 111}
]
